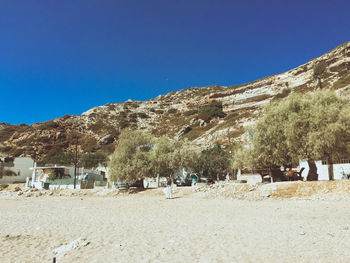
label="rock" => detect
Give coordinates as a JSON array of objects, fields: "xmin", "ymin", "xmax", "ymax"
[
  {"xmin": 199, "ymin": 119, "xmax": 206, "ymax": 127},
  {"xmin": 176, "ymin": 126, "xmax": 192, "ymax": 138},
  {"xmin": 13, "ymin": 186, "xmax": 21, "ymax": 192},
  {"xmin": 115, "ymin": 243, "xmax": 123, "ymax": 249},
  {"xmin": 24, "ymin": 192, "xmax": 32, "ymax": 197},
  {"xmin": 189, "ymin": 118, "xmax": 197, "ymax": 125},
  {"xmin": 99, "ymin": 134, "xmax": 114, "ymax": 145},
  {"xmin": 299, "ymin": 231, "xmax": 306, "ymax": 235},
  {"xmin": 53, "ymin": 237, "xmax": 90, "ymax": 258},
  {"xmin": 55, "ymin": 132, "xmax": 63, "ymax": 140}
]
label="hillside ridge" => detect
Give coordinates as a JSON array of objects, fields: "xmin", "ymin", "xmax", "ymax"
[{"xmin": 1, "ymin": 41, "xmax": 349, "ymax": 160}]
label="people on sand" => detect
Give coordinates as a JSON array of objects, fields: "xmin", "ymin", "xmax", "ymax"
[{"xmin": 165, "ymin": 176, "xmax": 172, "ymax": 199}]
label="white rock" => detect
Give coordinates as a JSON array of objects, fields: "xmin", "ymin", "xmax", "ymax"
[{"xmin": 53, "ymin": 237, "xmax": 90, "ymax": 258}]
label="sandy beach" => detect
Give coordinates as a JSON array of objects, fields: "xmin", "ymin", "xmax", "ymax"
[{"xmin": 1, "ymin": 184, "xmax": 350, "ymax": 263}]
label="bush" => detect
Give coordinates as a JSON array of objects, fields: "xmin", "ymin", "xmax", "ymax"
[
  {"xmin": 273, "ymin": 88, "xmax": 291, "ymax": 100},
  {"xmin": 168, "ymin": 108, "xmax": 178, "ymax": 114},
  {"xmin": 0, "ymin": 126, "xmax": 16, "ymax": 141},
  {"xmin": 88, "ymin": 120, "xmax": 105, "ymax": 133},
  {"xmin": 37, "ymin": 120, "xmax": 59, "ymax": 130},
  {"xmin": 184, "ymin": 109, "xmax": 198, "ymax": 116},
  {"xmin": 314, "ymin": 61, "xmax": 327, "ymax": 77},
  {"xmin": 138, "ymin": 112, "xmax": 149, "ymax": 119},
  {"xmin": 155, "ymin": 110, "xmax": 164, "ymax": 114},
  {"xmin": 198, "ymin": 101, "xmax": 226, "ymax": 122}
]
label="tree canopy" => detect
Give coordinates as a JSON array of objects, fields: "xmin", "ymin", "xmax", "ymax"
[
  {"xmin": 108, "ymin": 129, "xmax": 153, "ymax": 183},
  {"xmin": 108, "ymin": 130, "xmax": 198, "ymax": 184},
  {"xmin": 194, "ymin": 143, "xmax": 231, "ymax": 181},
  {"xmin": 239, "ymin": 90, "xmax": 350, "ymax": 180}
]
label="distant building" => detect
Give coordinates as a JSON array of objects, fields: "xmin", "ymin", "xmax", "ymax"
[
  {"xmin": 0, "ymin": 157, "xmax": 34, "ymax": 184},
  {"xmin": 299, "ymin": 160, "xmax": 350, "ymax": 180}
]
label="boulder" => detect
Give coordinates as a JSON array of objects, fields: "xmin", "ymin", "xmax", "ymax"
[
  {"xmin": 13, "ymin": 186, "xmax": 21, "ymax": 192},
  {"xmin": 99, "ymin": 134, "xmax": 114, "ymax": 145},
  {"xmin": 189, "ymin": 118, "xmax": 198, "ymax": 125},
  {"xmin": 176, "ymin": 126, "xmax": 192, "ymax": 138},
  {"xmin": 199, "ymin": 119, "xmax": 206, "ymax": 127}
]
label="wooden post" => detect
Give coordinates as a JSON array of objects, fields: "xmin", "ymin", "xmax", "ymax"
[{"xmin": 74, "ymin": 136, "xmax": 78, "ymax": 189}]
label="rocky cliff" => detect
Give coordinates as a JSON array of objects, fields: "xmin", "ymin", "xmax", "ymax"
[{"xmin": 1, "ymin": 41, "xmax": 349, "ymax": 160}]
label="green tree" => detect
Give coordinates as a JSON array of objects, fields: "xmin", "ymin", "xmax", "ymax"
[
  {"xmin": 313, "ymin": 61, "xmax": 327, "ymax": 89},
  {"xmin": 149, "ymin": 136, "xmax": 197, "ymax": 179},
  {"xmin": 249, "ymin": 90, "xmax": 350, "ymax": 180},
  {"xmin": 42, "ymin": 151, "xmax": 75, "ymax": 166},
  {"xmin": 198, "ymin": 101, "xmax": 226, "ymax": 122},
  {"xmin": 80, "ymin": 152, "xmax": 108, "ymax": 168},
  {"xmin": 194, "ymin": 143, "xmax": 231, "ymax": 181},
  {"xmin": 108, "ymin": 129, "xmax": 153, "ymax": 183}
]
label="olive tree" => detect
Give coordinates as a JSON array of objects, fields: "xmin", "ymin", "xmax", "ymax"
[
  {"xmin": 149, "ymin": 136, "xmax": 197, "ymax": 180},
  {"xmin": 109, "ymin": 131, "xmax": 197, "ymax": 184},
  {"xmin": 248, "ymin": 90, "xmax": 350, "ymax": 180},
  {"xmin": 108, "ymin": 129, "xmax": 153, "ymax": 183},
  {"xmin": 194, "ymin": 143, "xmax": 231, "ymax": 181}
]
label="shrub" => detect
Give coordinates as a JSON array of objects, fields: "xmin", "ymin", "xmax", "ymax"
[
  {"xmin": 61, "ymin": 114, "xmax": 71, "ymax": 120},
  {"xmin": 37, "ymin": 120, "xmax": 59, "ymax": 130},
  {"xmin": 88, "ymin": 120, "xmax": 105, "ymax": 133},
  {"xmin": 155, "ymin": 110, "xmax": 164, "ymax": 114},
  {"xmin": 273, "ymin": 88, "xmax": 291, "ymax": 100},
  {"xmin": 314, "ymin": 61, "xmax": 327, "ymax": 77},
  {"xmin": 184, "ymin": 109, "xmax": 198, "ymax": 116},
  {"xmin": 0, "ymin": 126, "xmax": 16, "ymax": 141},
  {"xmin": 138, "ymin": 112, "xmax": 149, "ymax": 119},
  {"xmin": 198, "ymin": 101, "xmax": 226, "ymax": 122},
  {"xmin": 168, "ymin": 108, "xmax": 178, "ymax": 114}
]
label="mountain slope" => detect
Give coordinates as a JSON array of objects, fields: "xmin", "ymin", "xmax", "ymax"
[{"xmin": 1, "ymin": 41, "xmax": 349, "ymax": 160}]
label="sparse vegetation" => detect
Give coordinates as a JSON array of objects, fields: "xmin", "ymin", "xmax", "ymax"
[
  {"xmin": 332, "ymin": 72, "xmax": 350, "ymax": 90},
  {"xmin": 167, "ymin": 108, "xmax": 178, "ymax": 114},
  {"xmin": 184, "ymin": 109, "xmax": 198, "ymax": 116},
  {"xmin": 273, "ymin": 88, "xmax": 291, "ymax": 101},
  {"xmin": 37, "ymin": 120, "xmax": 59, "ymax": 130},
  {"xmin": 198, "ymin": 101, "xmax": 226, "ymax": 122}
]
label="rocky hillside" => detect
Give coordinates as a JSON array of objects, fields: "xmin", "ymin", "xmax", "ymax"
[{"xmin": 1, "ymin": 41, "xmax": 349, "ymax": 161}]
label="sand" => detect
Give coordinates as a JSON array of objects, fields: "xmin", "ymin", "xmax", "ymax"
[{"xmin": 1, "ymin": 187, "xmax": 350, "ymax": 263}]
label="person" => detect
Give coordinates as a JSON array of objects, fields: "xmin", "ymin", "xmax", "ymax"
[
  {"xmin": 191, "ymin": 177, "xmax": 196, "ymax": 187},
  {"xmin": 165, "ymin": 176, "xmax": 172, "ymax": 199}
]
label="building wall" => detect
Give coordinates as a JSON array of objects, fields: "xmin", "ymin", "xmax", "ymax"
[
  {"xmin": 299, "ymin": 160, "xmax": 350, "ymax": 180},
  {"xmin": 236, "ymin": 170, "xmax": 263, "ymax": 184},
  {"xmin": 0, "ymin": 157, "xmax": 34, "ymax": 184}
]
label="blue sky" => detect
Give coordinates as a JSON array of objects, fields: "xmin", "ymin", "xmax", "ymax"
[{"xmin": 0, "ymin": 0, "xmax": 349, "ymax": 124}]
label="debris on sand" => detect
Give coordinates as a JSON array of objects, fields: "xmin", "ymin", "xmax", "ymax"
[{"xmin": 53, "ymin": 237, "xmax": 90, "ymax": 258}]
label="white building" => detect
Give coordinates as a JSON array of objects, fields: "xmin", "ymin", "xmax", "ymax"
[
  {"xmin": 0, "ymin": 157, "xmax": 34, "ymax": 184},
  {"xmin": 299, "ymin": 160, "xmax": 350, "ymax": 180}
]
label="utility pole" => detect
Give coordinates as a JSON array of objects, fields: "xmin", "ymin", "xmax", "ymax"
[{"xmin": 73, "ymin": 136, "xmax": 78, "ymax": 189}]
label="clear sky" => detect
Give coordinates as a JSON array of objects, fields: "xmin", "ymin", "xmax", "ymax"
[{"xmin": 0, "ymin": 0, "xmax": 349, "ymax": 124}]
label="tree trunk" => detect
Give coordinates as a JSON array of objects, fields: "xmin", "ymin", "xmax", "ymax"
[
  {"xmin": 327, "ymin": 160, "xmax": 334, "ymax": 181},
  {"xmin": 306, "ymin": 160, "xmax": 318, "ymax": 181},
  {"xmin": 318, "ymin": 77, "xmax": 322, "ymax": 89}
]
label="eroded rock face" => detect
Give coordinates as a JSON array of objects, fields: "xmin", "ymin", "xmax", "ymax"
[{"xmin": 0, "ymin": 42, "xmax": 350, "ymax": 158}]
